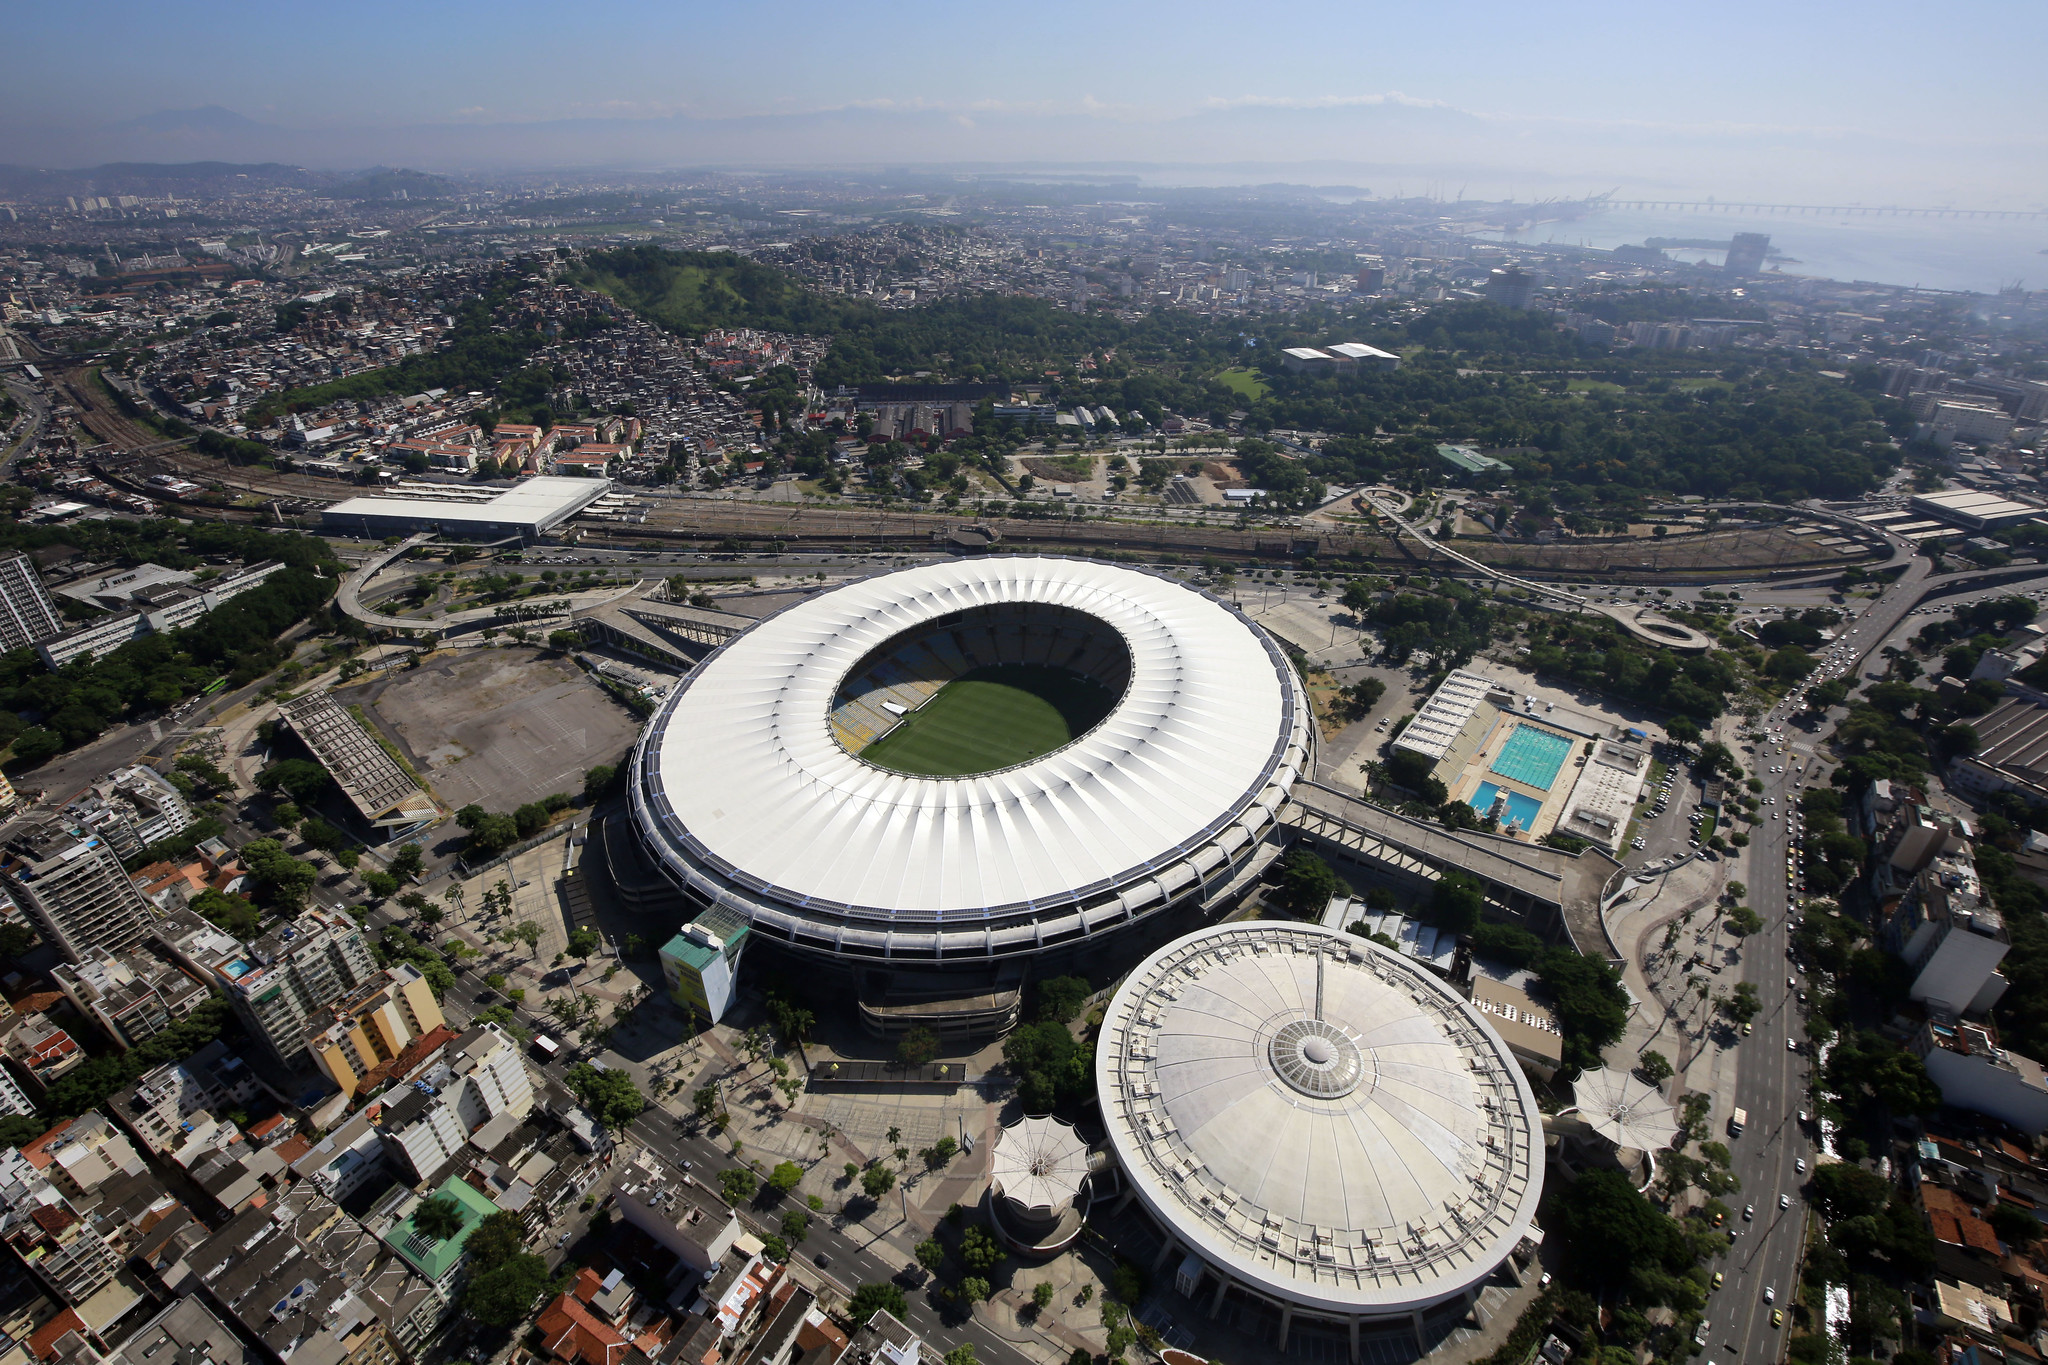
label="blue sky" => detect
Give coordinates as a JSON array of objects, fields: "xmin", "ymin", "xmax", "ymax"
[{"xmin": 7, "ymin": 0, "xmax": 2045, "ymax": 201}]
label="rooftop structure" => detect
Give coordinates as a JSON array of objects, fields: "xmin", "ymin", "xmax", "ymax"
[
  {"xmin": 64, "ymin": 766, "xmax": 192, "ymax": 864},
  {"xmin": 36, "ymin": 561, "xmax": 286, "ymax": 669},
  {"xmin": 276, "ymin": 693, "xmax": 437, "ymax": 834},
  {"xmin": 307, "ymin": 964, "xmax": 447, "ymax": 1098},
  {"xmin": 1950, "ymin": 694, "xmax": 2048, "ymax": 808},
  {"xmin": 380, "ymin": 1176, "xmax": 500, "ymax": 1285},
  {"xmin": 1569, "ymin": 1068, "xmax": 1681, "ymax": 1153},
  {"xmin": 374, "ymin": 1024, "xmax": 535, "ymax": 1185},
  {"xmin": 629, "ymin": 557, "xmax": 1313, "ymax": 969},
  {"xmin": 109, "ymin": 1040, "xmax": 264, "ymax": 1157},
  {"xmin": 205, "ymin": 907, "xmax": 383, "ymax": 1068},
  {"xmin": 1910, "ymin": 488, "xmax": 2041, "ymax": 531},
  {"xmin": 987, "ymin": 1114, "xmax": 1093, "ymax": 1255},
  {"xmin": 321, "ymin": 476, "xmax": 612, "ymax": 542},
  {"xmin": 1436, "ymin": 445, "xmax": 1512, "ymax": 478},
  {"xmin": 1096, "ymin": 922, "xmax": 1542, "ymax": 1349}
]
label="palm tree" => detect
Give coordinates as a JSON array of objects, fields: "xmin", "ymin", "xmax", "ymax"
[{"xmin": 412, "ymin": 1195, "xmax": 464, "ymax": 1241}]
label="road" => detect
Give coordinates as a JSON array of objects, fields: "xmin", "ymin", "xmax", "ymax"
[{"xmin": 416, "ymin": 937, "xmax": 1042, "ymax": 1365}]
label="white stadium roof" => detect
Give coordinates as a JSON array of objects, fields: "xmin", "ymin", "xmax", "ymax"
[
  {"xmin": 629, "ymin": 558, "xmax": 1313, "ymax": 961},
  {"xmin": 1098, "ymin": 922, "xmax": 1543, "ymax": 1317}
]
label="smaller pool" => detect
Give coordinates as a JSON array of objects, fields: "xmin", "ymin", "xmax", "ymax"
[{"xmin": 1470, "ymin": 782, "xmax": 1542, "ymax": 832}]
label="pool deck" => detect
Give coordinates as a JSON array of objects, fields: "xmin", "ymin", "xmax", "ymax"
[{"xmin": 1447, "ymin": 712, "xmax": 1586, "ymax": 842}]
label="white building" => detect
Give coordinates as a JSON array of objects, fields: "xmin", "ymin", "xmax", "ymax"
[
  {"xmin": 611, "ymin": 1148, "xmax": 742, "ymax": 1276},
  {"xmin": 375, "ymin": 1024, "xmax": 535, "ymax": 1184},
  {"xmin": 1914, "ymin": 1018, "xmax": 2048, "ymax": 1135}
]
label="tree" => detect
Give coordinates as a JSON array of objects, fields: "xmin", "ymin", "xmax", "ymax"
[
  {"xmin": 512, "ymin": 921, "xmax": 542, "ymax": 956},
  {"xmin": 412, "ymin": 1195, "xmax": 465, "ymax": 1241},
  {"xmin": 241, "ymin": 838, "xmax": 318, "ymax": 911},
  {"xmin": 1636, "ymin": 1050, "xmax": 1674, "ymax": 1086},
  {"xmin": 847, "ymin": 1283, "xmax": 907, "ymax": 1323},
  {"xmin": 190, "ymin": 888, "xmax": 260, "ymax": 938},
  {"xmin": 1033, "ymin": 1281, "xmax": 1055, "ymax": 1309},
  {"xmin": 1430, "ymin": 871, "xmax": 1485, "ymax": 936},
  {"xmin": 1003, "ymin": 1021, "xmax": 1092, "ymax": 1113},
  {"xmin": 1724, "ymin": 905, "xmax": 1764, "ymax": 938},
  {"xmin": 780, "ymin": 1208, "xmax": 810, "ymax": 1244},
  {"xmin": 916, "ymin": 1238, "xmax": 946, "ymax": 1272},
  {"xmin": 1665, "ymin": 715, "xmax": 1701, "ymax": 745},
  {"xmin": 583, "ymin": 765, "xmax": 615, "ymax": 802},
  {"xmin": 462, "ymin": 1254, "xmax": 552, "ymax": 1328},
  {"xmin": 1547, "ymin": 1167, "xmax": 1688, "ymax": 1289},
  {"xmin": 258, "ymin": 758, "xmax": 331, "ymax": 804},
  {"xmin": 465, "ymin": 1211, "xmax": 526, "ymax": 1271},
  {"xmin": 719, "ymin": 1168, "xmax": 759, "ymax": 1205},
  {"xmin": 1033, "ymin": 975, "xmax": 1092, "ymax": 1024},
  {"xmin": 1535, "ymin": 947, "xmax": 1629, "ymax": 1071},
  {"xmin": 959, "ymin": 1277, "xmax": 991, "ymax": 1304},
  {"xmin": 466, "ymin": 812, "xmax": 520, "ymax": 855},
  {"xmin": 565, "ymin": 927, "xmax": 600, "ymax": 961},
  {"xmin": 548, "ymin": 630, "xmax": 580, "ymax": 652},
  {"xmin": 960, "ymin": 1225, "xmax": 1005, "ymax": 1274},
  {"xmin": 861, "ymin": 1164, "xmax": 897, "ymax": 1199},
  {"xmin": 390, "ymin": 843, "xmax": 423, "ymax": 880},
  {"xmin": 362, "ymin": 870, "xmax": 399, "ymax": 899},
  {"xmin": 1991, "ymin": 1202, "xmax": 2040, "ymax": 1251},
  {"xmin": 768, "ymin": 1161, "xmax": 804, "ymax": 1196},
  {"xmin": 1720, "ymin": 981, "xmax": 1762, "ymax": 1026},
  {"xmin": 1274, "ymin": 846, "xmax": 1342, "ymax": 915},
  {"xmin": 563, "ymin": 1063, "xmax": 645, "ymax": 1133},
  {"xmin": 897, "ymin": 1025, "xmax": 939, "ymax": 1067}
]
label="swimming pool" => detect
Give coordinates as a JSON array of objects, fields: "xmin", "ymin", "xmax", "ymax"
[
  {"xmin": 1469, "ymin": 782, "xmax": 1543, "ymax": 832},
  {"xmin": 1491, "ymin": 725, "xmax": 1573, "ymax": 791}
]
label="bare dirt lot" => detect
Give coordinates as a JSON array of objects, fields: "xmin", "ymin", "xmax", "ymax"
[{"xmin": 358, "ymin": 648, "xmax": 642, "ymax": 812}]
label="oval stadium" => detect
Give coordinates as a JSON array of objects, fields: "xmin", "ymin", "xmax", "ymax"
[
  {"xmin": 629, "ymin": 557, "xmax": 1314, "ymax": 1025},
  {"xmin": 1095, "ymin": 921, "xmax": 1545, "ymax": 1354}
]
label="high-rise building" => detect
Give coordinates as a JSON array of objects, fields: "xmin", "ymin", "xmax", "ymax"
[
  {"xmin": 109, "ymin": 1040, "xmax": 265, "ymax": 1156},
  {"xmin": 206, "ymin": 908, "xmax": 382, "ymax": 1067},
  {"xmin": 0, "ymin": 1149, "xmax": 123, "ymax": 1308},
  {"xmin": 0, "ymin": 553, "xmax": 66, "ymax": 654},
  {"xmin": 0, "ymin": 819, "xmax": 159, "ymax": 963},
  {"xmin": 1484, "ymin": 266, "xmax": 1535, "ymax": 310},
  {"xmin": 1724, "ymin": 232, "xmax": 1770, "ymax": 276}
]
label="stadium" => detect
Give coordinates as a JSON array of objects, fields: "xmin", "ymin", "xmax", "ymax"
[
  {"xmin": 1096, "ymin": 921, "xmax": 1544, "ymax": 1357},
  {"xmin": 629, "ymin": 557, "xmax": 1315, "ymax": 1025}
]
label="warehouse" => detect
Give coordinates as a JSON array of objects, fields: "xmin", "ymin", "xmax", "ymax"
[{"xmin": 321, "ymin": 477, "xmax": 612, "ymax": 542}]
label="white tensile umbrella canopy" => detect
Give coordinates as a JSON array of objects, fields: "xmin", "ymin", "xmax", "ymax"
[
  {"xmin": 991, "ymin": 1114, "xmax": 1091, "ymax": 1213},
  {"xmin": 1573, "ymin": 1066, "xmax": 1680, "ymax": 1152}
]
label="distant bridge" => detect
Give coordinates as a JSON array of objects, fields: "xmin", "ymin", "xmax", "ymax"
[{"xmin": 1598, "ymin": 200, "xmax": 2046, "ymax": 221}]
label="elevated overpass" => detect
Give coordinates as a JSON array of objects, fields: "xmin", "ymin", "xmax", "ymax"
[
  {"xmin": 1281, "ymin": 781, "xmax": 1624, "ymax": 958},
  {"xmin": 1359, "ymin": 492, "xmax": 1588, "ymax": 608}
]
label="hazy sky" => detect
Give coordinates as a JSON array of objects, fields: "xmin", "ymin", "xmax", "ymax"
[{"xmin": 7, "ymin": 0, "xmax": 2045, "ymax": 201}]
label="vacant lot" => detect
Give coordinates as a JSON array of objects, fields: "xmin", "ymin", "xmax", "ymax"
[
  {"xmin": 860, "ymin": 664, "xmax": 1116, "ymax": 776},
  {"xmin": 359, "ymin": 648, "xmax": 641, "ymax": 812}
]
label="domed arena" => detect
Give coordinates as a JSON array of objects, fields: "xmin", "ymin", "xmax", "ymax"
[{"xmin": 628, "ymin": 557, "xmax": 1314, "ymax": 992}]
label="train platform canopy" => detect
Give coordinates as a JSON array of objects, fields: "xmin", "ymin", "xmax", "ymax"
[{"xmin": 321, "ymin": 476, "xmax": 611, "ymax": 540}]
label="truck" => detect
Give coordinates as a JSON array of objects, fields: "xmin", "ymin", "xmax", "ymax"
[
  {"xmin": 1729, "ymin": 1107, "xmax": 1748, "ymax": 1136},
  {"xmin": 532, "ymin": 1034, "xmax": 561, "ymax": 1060}
]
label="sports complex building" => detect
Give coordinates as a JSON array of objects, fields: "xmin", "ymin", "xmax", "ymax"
[
  {"xmin": 1096, "ymin": 921, "xmax": 1544, "ymax": 1355},
  {"xmin": 1393, "ymin": 668, "xmax": 1650, "ymax": 853},
  {"xmin": 629, "ymin": 557, "xmax": 1316, "ymax": 1033}
]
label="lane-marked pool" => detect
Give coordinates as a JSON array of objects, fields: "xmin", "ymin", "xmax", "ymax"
[{"xmin": 1491, "ymin": 725, "xmax": 1573, "ymax": 791}]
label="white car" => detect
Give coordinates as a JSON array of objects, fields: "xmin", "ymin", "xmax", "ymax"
[
  {"xmin": 1764, "ymin": 1286, "xmax": 1776, "ymax": 1304},
  {"xmin": 1795, "ymin": 1158, "xmax": 1806, "ymax": 1173},
  {"xmin": 1779, "ymin": 1194, "xmax": 1791, "ymax": 1209}
]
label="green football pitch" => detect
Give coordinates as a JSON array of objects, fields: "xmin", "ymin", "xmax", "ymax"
[{"xmin": 859, "ymin": 664, "xmax": 1119, "ymax": 776}]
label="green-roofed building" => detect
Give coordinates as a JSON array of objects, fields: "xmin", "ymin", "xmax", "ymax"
[
  {"xmin": 1437, "ymin": 444, "xmax": 1512, "ymax": 477},
  {"xmin": 383, "ymin": 1175, "xmax": 502, "ymax": 1285},
  {"xmin": 659, "ymin": 905, "xmax": 751, "ymax": 1029}
]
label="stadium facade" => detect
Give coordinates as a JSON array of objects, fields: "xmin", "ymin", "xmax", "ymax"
[
  {"xmin": 628, "ymin": 558, "xmax": 1314, "ymax": 1020},
  {"xmin": 1096, "ymin": 921, "xmax": 1544, "ymax": 1358}
]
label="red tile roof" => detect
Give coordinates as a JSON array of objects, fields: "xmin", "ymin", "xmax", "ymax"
[
  {"xmin": 28, "ymin": 1309, "xmax": 88, "ymax": 1362},
  {"xmin": 536, "ymin": 1284, "xmax": 629, "ymax": 1365},
  {"xmin": 17, "ymin": 1119, "xmax": 74, "ymax": 1168}
]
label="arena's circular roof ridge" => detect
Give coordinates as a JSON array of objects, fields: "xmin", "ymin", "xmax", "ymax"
[
  {"xmin": 1096, "ymin": 921, "xmax": 1544, "ymax": 1317},
  {"xmin": 628, "ymin": 556, "xmax": 1314, "ymax": 961}
]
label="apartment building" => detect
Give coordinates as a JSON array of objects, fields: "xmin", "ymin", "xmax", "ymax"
[
  {"xmin": 108, "ymin": 1040, "xmax": 264, "ymax": 1157},
  {"xmin": 64, "ymin": 768, "xmax": 192, "ymax": 863},
  {"xmin": 0, "ymin": 819, "xmax": 160, "ymax": 962},
  {"xmin": 610, "ymin": 1150, "xmax": 741, "ymax": 1279},
  {"xmin": 375, "ymin": 1025, "xmax": 535, "ymax": 1185},
  {"xmin": 50, "ymin": 949, "xmax": 211, "ymax": 1051},
  {"xmin": 308, "ymin": 964, "xmax": 447, "ymax": 1098},
  {"xmin": 186, "ymin": 1196, "xmax": 404, "ymax": 1365},
  {"xmin": 204, "ymin": 908, "xmax": 382, "ymax": 1068},
  {"xmin": 0, "ymin": 1150, "xmax": 123, "ymax": 1309}
]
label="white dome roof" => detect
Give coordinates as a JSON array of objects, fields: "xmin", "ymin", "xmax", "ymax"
[
  {"xmin": 630, "ymin": 558, "xmax": 1312, "ymax": 961},
  {"xmin": 1098, "ymin": 922, "xmax": 1544, "ymax": 1316}
]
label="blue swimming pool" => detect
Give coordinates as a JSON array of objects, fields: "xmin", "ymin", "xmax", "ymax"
[
  {"xmin": 1491, "ymin": 724, "xmax": 1573, "ymax": 791},
  {"xmin": 1469, "ymin": 782, "xmax": 1543, "ymax": 832}
]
